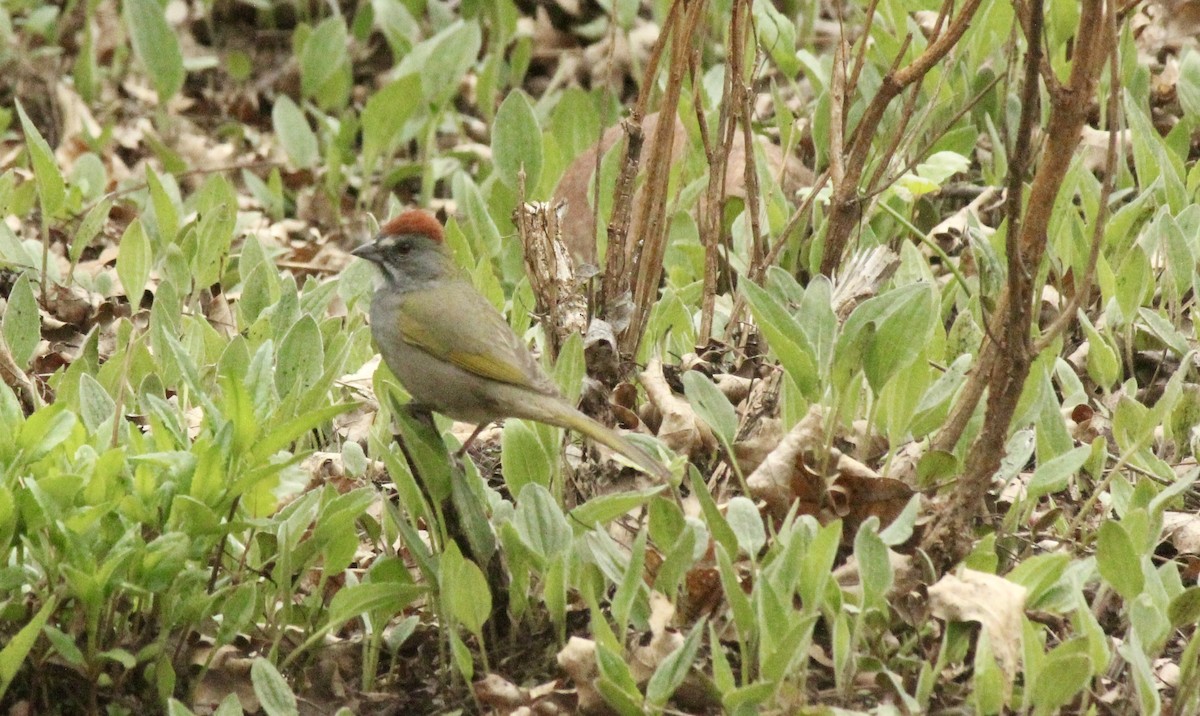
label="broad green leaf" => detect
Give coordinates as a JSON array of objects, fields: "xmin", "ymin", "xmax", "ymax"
[
  {"xmin": 276, "ymin": 315, "xmax": 323, "ymax": 395},
  {"xmin": 361, "ymin": 74, "xmax": 422, "ymax": 170},
  {"xmin": 1030, "ymin": 652, "xmax": 1092, "ymax": 714},
  {"xmin": 122, "ymin": 0, "xmax": 184, "ymax": 101},
  {"xmin": 1169, "ymin": 587, "xmax": 1200, "ymax": 628},
  {"xmin": 117, "ymin": 219, "xmax": 152, "ymax": 304},
  {"xmin": 299, "ymin": 17, "xmax": 351, "ymax": 109},
  {"xmin": 725, "ymin": 496, "xmax": 766, "ymax": 558},
  {"xmin": 1026, "ymin": 445, "xmax": 1090, "ymax": 499},
  {"xmin": 501, "ymin": 419, "xmax": 553, "ymax": 495},
  {"xmin": 441, "ymin": 542, "xmax": 491, "ymax": 637},
  {"xmin": 78, "ymin": 373, "xmax": 115, "ymax": 433},
  {"xmin": 646, "ymin": 618, "xmax": 706, "ymax": 707},
  {"xmin": 492, "ymin": 89, "xmax": 543, "ymax": 194},
  {"xmin": 250, "ymin": 658, "xmax": 297, "ymax": 716},
  {"xmin": 1177, "ymin": 49, "xmax": 1200, "ymax": 124},
  {"xmin": 743, "ymin": 279, "xmax": 819, "ymax": 399},
  {"xmin": 326, "ymin": 582, "xmax": 425, "ymax": 628},
  {"xmin": 513, "ymin": 483, "xmax": 572, "ymax": 560},
  {"xmin": 568, "ymin": 485, "xmax": 665, "ymax": 530},
  {"xmin": 854, "ymin": 518, "xmax": 892, "ymax": 608},
  {"xmin": 247, "ymin": 402, "xmax": 356, "ymax": 465},
  {"xmin": 272, "ymin": 95, "xmax": 319, "ymax": 168},
  {"xmin": 682, "ymin": 370, "xmax": 738, "ymax": 449},
  {"xmin": 1096, "ymin": 521, "xmax": 1144, "ymax": 601},
  {"xmin": 16, "ymin": 100, "xmax": 64, "ymax": 219},
  {"xmin": 1, "ymin": 273, "xmax": 39, "ymax": 368},
  {"xmin": 0, "ymin": 598, "xmax": 57, "ymax": 700}
]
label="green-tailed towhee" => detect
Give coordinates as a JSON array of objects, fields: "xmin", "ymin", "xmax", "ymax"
[{"xmin": 352, "ymin": 209, "xmax": 670, "ymax": 481}]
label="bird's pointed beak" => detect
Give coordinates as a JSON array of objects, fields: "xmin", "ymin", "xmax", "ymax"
[{"xmin": 351, "ymin": 240, "xmax": 384, "ymax": 263}]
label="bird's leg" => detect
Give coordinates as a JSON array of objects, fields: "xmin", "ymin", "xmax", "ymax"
[
  {"xmin": 404, "ymin": 402, "xmax": 437, "ymax": 428},
  {"xmin": 454, "ymin": 422, "xmax": 492, "ymax": 458}
]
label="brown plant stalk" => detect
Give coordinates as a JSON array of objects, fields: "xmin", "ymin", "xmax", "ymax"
[
  {"xmin": 819, "ymin": 0, "xmax": 984, "ymax": 276},
  {"xmin": 912, "ymin": 0, "xmax": 1114, "ymax": 579}
]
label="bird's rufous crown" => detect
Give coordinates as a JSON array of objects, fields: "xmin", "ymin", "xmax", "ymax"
[{"xmin": 380, "ymin": 210, "xmax": 444, "ymax": 243}]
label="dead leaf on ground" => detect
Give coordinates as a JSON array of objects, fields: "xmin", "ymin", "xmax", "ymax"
[
  {"xmin": 556, "ymin": 637, "xmax": 609, "ymax": 715},
  {"xmin": 639, "ymin": 356, "xmax": 716, "ymax": 458},
  {"xmin": 928, "ymin": 568, "xmax": 1028, "ymax": 685}
]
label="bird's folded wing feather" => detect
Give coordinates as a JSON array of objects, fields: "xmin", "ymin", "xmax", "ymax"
[{"xmin": 395, "ymin": 282, "xmax": 555, "ymax": 392}]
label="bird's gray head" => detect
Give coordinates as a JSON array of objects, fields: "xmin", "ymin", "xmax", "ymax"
[{"xmin": 351, "ymin": 210, "xmax": 451, "ymax": 289}]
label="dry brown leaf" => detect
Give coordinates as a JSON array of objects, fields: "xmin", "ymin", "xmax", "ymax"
[
  {"xmin": 746, "ymin": 405, "xmax": 826, "ymax": 518},
  {"xmin": 557, "ymin": 637, "xmax": 611, "ymax": 715},
  {"xmin": 630, "ymin": 591, "xmax": 683, "ymax": 684},
  {"xmin": 639, "ymin": 357, "xmax": 716, "ymax": 457},
  {"xmin": 1162, "ymin": 512, "xmax": 1200, "ymax": 554},
  {"xmin": 928, "ymin": 568, "xmax": 1027, "ymax": 684}
]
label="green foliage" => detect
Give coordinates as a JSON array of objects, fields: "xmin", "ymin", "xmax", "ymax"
[{"xmin": 1, "ymin": 0, "xmax": 1197, "ymax": 712}]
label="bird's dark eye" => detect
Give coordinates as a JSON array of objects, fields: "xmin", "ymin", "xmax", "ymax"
[{"xmin": 396, "ymin": 240, "xmax": 411, "ymax": 255}]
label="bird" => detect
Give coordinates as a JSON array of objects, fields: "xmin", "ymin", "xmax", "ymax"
[{"xmin": 351, "ymin": 209, "xmax": 671, "ymax": 482}]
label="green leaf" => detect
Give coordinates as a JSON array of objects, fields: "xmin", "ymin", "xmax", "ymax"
[
  {"xmin": 1026, "ymin": 445, "xmax": 1089, "ymax": 499},
  {"xmin": 501, "ymin": 419, "xmax": 553, "ymax": 495},
  {"xmin": 247, "ymin": 402, "xmax": 356, "ymax": 465},
  {"xmin": 2, "ymin": 273, "xmax": 39, "ymax": 368},
  {"xmin": 271, "ymin": 95, "xmax": 319, "ymax": 168},
  {"xmin": 122, "ymin": 0, "xmax": 184, "ymax": 101},
  {"xmin": 854, "ymin": 518, "xmax": 893, "ymax": 608},
  {"xmin": 513, "ymin": 483, "xmax": 572, "ymax": 561},
  {"xmin": 1096, "ymin": 521, "xmax": 1144, "ymax": 601},
  {"xmin": 71, "ymin": 197, "xmax": 113, "ymax": 264},
  {"xmin": 15, "ymin": 100, "xmax": 65, "ymax": 219},
  {"xmin": 682, "ymin": 370, "xmax": 738, "ymax": 449},
  {"xmin": 250, "ymin": 658, "xmax": 297, "ymax": 716},
  {"xmin": 276, "ymin": 315, "xmax": 323, "ymax": 395},
  {"xmin": 492, "ymin": 89, "xmax": 543, "ymax": 194},
  {"xmin": 18, "ymin": 407, "xmax": 76, "ymax": 463},
  {"xmin": 1177, "ymin": 49, "xmax": 1200, "ymax": 119},
  {"xmin": 299, "ymin": 17, "xmax": 351, "ymax": 109},
  {"xmin": 857, "ymin": 283, "xmax": 937, "ymax": 392},
  {"xmin": 716, "ymin": 542, "xmax": 754, "ymax": 639},
  {"xmin": 569, "ymin": 487, "xmax": 665, "ymax": 530},
  {"xmin": 743, "ymin": 279, "xmax": 819, "ymax": 399},
  {"xmin": 725, "ymin": 496, "xmax": 765, "ymax": 558},
  {"xmin": 645, "ymin": 618, "xmax": 706, "ymax": 707},
  {"xmin": 1168, "ymin": 587, "xmax": 1200, "ymax": 628},
  {"xmin": 0, "ymin": 598, "xmax": 56, "ymax": 699},
  {"xmin": 689, "ymin": 467, "xmax": 738, "ymax": 559},
  {"xmin": 361, "ymin": 74, "xmax": 422, "ymax": 171},
  {"xmin": 78, "ymin": 373, "xmax": 115, "ymax": 433},
  {"xmin": 1030, "ymin": 652, "xmax": 1092, "ymax": 714},
  {"xmin": 117, "ymin": 218, "xmax": 152, "ymax": 304},
  {"xmin": 411, "ymin": 21, "xmax": 481, "ymax": 108},
  {"xmin": 440, "ymin": 541, "xmax": 492, "ymax": 638}
]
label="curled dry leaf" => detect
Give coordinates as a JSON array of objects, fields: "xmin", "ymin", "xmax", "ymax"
[
  {"xmin": 928, "ymin": 568, "xmax": 1028, "ymax": 685},
  {"xmin": 829, "ymin": 246, "xmax": 899, "ymax": 320},
  {"xmin": 556, "ymin": 637, "xmax": 608, "ymax": 715},
  {"xmin": 1162, "ymin": 512, "xmax": 1200, "ymax": 554},
  {"xmin": 638, "ymin": 356, "xmax": 716, "ymax": 457},
  {"xmin": 746, "ymin": 406, "xmax": 915, "ymax": 536},
  {"xmin": 473, "ymin": 673, "xmax": 527, "ymax": 712},
  {"xmin": 924, "ymin": 186, "xmax": 1000, "ymax": 258},
  {"xmin": 188, "ymin": 643, "xmax": 260, "ymax": 714},
  {"xmin": 746, "ymin": 405, "xmax": 826, "ymax": 517},
  {"xmin": 732, "ymin": 417, "xmax": 783, "ymax": 476},
  {"xmin": 714, "ymin": 372, "xmax": 752, "ymax": 405},
  {"xmin": 630, "ymin": 591, "xmax": 683, "ymax": 684}
]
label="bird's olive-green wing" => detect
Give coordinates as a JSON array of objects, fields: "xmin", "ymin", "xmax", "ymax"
[{"xmin": 395, "ymin": 280, "xmax": 556, "ymax": 392}]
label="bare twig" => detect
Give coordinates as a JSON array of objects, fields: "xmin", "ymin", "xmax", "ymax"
[{"xmin": 820, "ymin": 0, "xmax": 984, "ymax": 276}]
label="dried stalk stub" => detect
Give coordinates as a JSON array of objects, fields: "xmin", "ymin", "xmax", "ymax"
[{"xmin": 512, "ymin": 201, "xmax": 588, "ymax": 360}]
